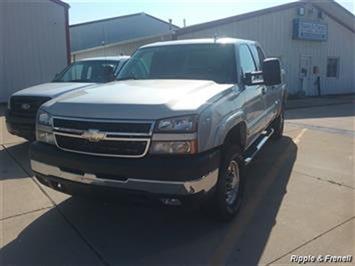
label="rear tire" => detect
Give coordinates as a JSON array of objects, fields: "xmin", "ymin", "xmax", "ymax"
[
  {"xmin": 203, "ymin": 144, "xmax": 244, "ymax": 222},
  {"xmin": 271, "ymin": 108, "xmax": 284, "ymax": 140}
]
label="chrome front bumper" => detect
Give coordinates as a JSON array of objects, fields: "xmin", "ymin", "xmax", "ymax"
[{"xmin": 31, "ymin": 160, "xmax": 219, "ymax": 196}]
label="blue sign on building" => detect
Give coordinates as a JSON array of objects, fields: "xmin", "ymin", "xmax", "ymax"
[{"xmin": 293, "ymin": 18, "xmax": 328, "ymax": 41}]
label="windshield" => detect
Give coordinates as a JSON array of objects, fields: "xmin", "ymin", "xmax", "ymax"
[
  {"xmin": 117, "ymin": 44, "xmax": 237, "ymax": 84},
  {"xmin": 53, "ymin": 60, "xmax": 120, "ymax": 83}
]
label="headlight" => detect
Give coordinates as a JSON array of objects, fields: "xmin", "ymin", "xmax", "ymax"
[
  {"xmin": 150, "ymin": 140, "xmax": 197, "ymax": 154},
  {"xmin": 37, "ymin": 109, "xmax": 53, "ymax": 127},
  {"xmin": 155, "ymin": 115, "xmax": 197, "ymax": 133},
  {"xmin": 36, "ymin": 109, "xmax": 55, "ymax": 145}
]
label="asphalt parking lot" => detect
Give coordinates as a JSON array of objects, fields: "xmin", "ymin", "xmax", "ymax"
[{"xmin": 0, "ymin": 101, "xmax": 354, "ymax": 265}]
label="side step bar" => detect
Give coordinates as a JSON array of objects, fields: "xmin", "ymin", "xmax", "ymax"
[{"xmin": 244, "ymin": 128, "xmax": 274, "ymax": 165}]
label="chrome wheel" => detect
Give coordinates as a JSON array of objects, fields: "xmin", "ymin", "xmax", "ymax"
[{"xmin": 225, "ymin": 160, "xmax": 240, "ymax": 205}]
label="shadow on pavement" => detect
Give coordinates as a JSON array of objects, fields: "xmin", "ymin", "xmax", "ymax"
[
  {"xmin": 1, "ymin": 137, "xmax": 297, "ymax": 265},
  {"xmin": 0, "ymin": 142, "xmax": 30, "ymax": 180}
]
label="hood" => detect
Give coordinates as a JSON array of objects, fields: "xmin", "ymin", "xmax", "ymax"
[
  {"xmin": 44, "ymin": 80, "xmax": 233, "ymax": 120},
  {"xmin": 12, "ymin": 82, "xmax": 94, "ymax": 98}
]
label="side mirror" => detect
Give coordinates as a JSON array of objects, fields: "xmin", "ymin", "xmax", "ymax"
[{"xmin": 262, "ymin": 58, "xmax": 281, "ymax": 86}]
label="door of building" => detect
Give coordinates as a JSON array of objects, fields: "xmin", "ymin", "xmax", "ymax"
[{"xmin": 299, "ymin": 55, "xmax": 312, "ymax": 96}]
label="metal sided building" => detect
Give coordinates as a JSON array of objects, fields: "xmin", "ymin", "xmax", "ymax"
[
  {"xmin": 0, "ymin": 0, "xmax": 70, "ymax": 103},
  {"xmin": 70, "ymin": 13, "xmax": 179, "ymax": 61},
  {"xmin": 175, "ymin": 0, "xmax": 355, "ymax": 96}
]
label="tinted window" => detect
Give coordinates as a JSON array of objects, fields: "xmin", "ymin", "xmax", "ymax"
[
  {"xmin": 118, "ymin": 44, "xmax": 237, "ymax": 84},
  {"xmin": 54, "ymin": 60, "xmax": 120, "ymax": 83},
  {"xmin": 239, "ymin": 44, "xmax": 257, "ymax": 73}
]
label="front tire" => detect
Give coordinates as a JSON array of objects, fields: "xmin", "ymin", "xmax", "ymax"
[{"xmin": 204, "ymin": 144, "xmax": 244, "ymax": 221}]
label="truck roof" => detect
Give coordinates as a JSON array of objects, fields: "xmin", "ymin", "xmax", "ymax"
[
  {"xmin": 141, "ymin": 38, "xmax": 256, "ymax": 48},
  {"xmin": 78, "ymin": 56, "xmax": 130, "ymax": 62}
]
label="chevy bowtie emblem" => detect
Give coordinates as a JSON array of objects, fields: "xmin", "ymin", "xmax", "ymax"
[
  {"xmin": 81, "ymin": 129, "xmax": 106, "ymax": 142},
  {"xmin": 21, "ymin": 103, "xmax": 31, "ymax": 110}
]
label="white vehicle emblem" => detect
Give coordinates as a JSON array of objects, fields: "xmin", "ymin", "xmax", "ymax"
[
  {"xmin": 81, "ymin": 129, "xmax": 106, "ymax": 142},
  {"xmin": 21, "ymin": 103, "xmax": 31, "ymax": 110}
]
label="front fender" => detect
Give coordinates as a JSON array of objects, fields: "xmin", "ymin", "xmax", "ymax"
[
  {"xmin": 197, "ymin": 86, "xmax": 246, "ymax": 153},
  {"xmin": 213, "ymin": 110, "xmax": 246, "ymax": 148}
]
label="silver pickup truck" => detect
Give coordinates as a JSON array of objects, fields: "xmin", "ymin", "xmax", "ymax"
[{"xmin": 30, "ymin": 38, "xmax": 286, "ymax": 220}]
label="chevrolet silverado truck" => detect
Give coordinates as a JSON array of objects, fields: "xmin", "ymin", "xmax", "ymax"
[
  {"xmin": 6, "ymin": 56, "xmax": 129, "ymax": 140},
  {"xmin": 30, "ymin": 38, "xmax": 286, "ymax": 220}
]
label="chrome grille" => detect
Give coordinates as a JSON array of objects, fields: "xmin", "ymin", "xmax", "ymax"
[
  {"xmin": 52, "ymin": 117, "xmax": 153, "ymax": 158},
  {"xmin": 53, "ymin": 118, "xmax": 152, "ymax": 134}
]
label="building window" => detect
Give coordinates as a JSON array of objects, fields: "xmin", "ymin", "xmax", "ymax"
[{"xmin": 326, "ymin": 57, "xmax": 339, "ymax": 78}]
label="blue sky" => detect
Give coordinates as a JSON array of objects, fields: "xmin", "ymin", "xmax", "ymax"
[{"xmin": 63, "ymin": 0, "xmax": 354, "ymax": 27}]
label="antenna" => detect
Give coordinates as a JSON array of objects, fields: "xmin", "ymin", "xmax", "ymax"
[{"xmin": 183, "ymin": 19, "xmax": 186, "ymax": 28}]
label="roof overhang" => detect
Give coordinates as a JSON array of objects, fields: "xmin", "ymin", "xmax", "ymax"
[{"xmin": 176, "ymin": 2, "xmax": 303, "ymax": 35}]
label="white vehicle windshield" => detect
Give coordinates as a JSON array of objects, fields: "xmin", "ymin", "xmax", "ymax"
[
  {"xmin": 53, "ymin": 60, "xmax": 119, "ymax": 83},
  {"xmin": 117, "ymin": 44, "xmax": 237, "ymax": 84}
]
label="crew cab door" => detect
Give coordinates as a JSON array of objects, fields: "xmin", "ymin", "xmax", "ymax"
[
  {"xmin": 238, "ymin": 44, "xmax": 266, "ymax": 146},
  {"xmin": 249, "ymin": 44, "xmax": 278, "ymax": 125}
]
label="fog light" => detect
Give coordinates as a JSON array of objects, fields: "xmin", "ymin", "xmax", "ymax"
[{"xmin": 36, "ymin": 130, "xmax": 56, "ymax": 145}]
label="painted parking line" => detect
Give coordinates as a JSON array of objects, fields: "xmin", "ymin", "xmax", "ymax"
[{"xmin": 293, "ymin": 128, "xmax": 307, "ymax": 144}]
